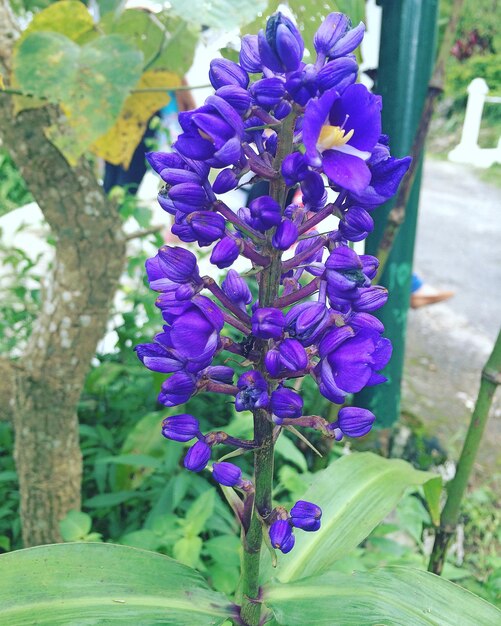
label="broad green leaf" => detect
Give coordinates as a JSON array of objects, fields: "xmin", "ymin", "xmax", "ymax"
[
  {"xmin": 17, "ymin": 0, "xmax": 95, "ymax": 45},
  {"xmin": 97, "ymin": 0, "xmax": 126, "ymax": 16},
  {"xmin": 14, "ymin": 32, "xmax": 143, "ymax": 163},
  {"xmin": 173, "ymin": 536, "xmax": 203, "ymax": 568},
  {"xmin": 264, "ymin": 566, "xmax": 501, "ymax": 626},
  {"xmin": 100, "ymin": 9, "xmax": 164, "ymax": 67},
  {"xmin": 59, "ymin": 510, "xmax": 92, "ymax": 541},
  {"xmin": 168, "ymin": 0, "xmax": 268, "ymax": 30},
  {"xmin": 92, "ymin": 69, "xmax": 179, "ymax": 168},
  {"xmin": 151, "ymin": 13, "xmax": 199, "ymax": 75},
  {"xmin": 423, "ymin": 475, "xmax": 442, "ymax": 525},
  {"xmin": 205, "ymin": 535, "xmax": 241, "ymax": 567},
  {"xmin": 0, "ymin": 543, "xmax": 231, "ymax": 625},
  {"xmin": 275, "ymin": 433, "xmax": 307, "ymax": 472},
  {"xmin": 183, "ymin": 489, "xmax": 216, "ymax": 537},
  {"xmin": 273, "ymin": 452, "xmax": 441, "ymax": 582},
  {"xmin": 84, "ymin": 490, "xmax": 138, "ymax": 508},
  {"xmin": 119, "ymin": 529, "xmax": 161, "ymax": 551},
  {"xmin": 96, "ymin": 453, "xmax": 163, "ymax": 469}
]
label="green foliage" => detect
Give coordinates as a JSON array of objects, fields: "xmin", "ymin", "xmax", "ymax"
[
  {"xmin": 168, "ymin": 0, "xmax": 269, "ymax": 30},
  {"xmin": 0, "ymin": 151, "xmax": 32, "ymax": 216},
  {"xmin": 0, "ymin": 543, "xmax": 232, "ymax": 625},
  {"xmin": 264, "ymin": 566, "xmax": 501, "ymax": 625}
]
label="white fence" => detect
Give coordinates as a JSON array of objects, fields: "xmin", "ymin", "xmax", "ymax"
[{"xmin": 448, "ymin": 77, "xmax": 501, "ymax": 168}]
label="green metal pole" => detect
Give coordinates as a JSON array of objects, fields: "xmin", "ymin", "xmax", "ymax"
[{"xmin": 355, "ymin": 0, "xmax": 439, "ymax": 427}]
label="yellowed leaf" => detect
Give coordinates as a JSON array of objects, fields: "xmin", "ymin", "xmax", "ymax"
[
  {"xmin": 0, "ymin": 74, "xmax": 4, "ymax": 90},
  {"xmin": 91, "ymin": 70, "xmax": 181, "ymax": 168}
]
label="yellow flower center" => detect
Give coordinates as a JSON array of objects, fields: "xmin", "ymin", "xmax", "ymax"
[{"xmin": 317, "ymin": 124, "xmax": 354, "ymax": 151}]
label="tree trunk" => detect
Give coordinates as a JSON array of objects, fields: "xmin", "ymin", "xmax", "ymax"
[{"xmin": 0, "ymin": 2, "xmax": 126, "ymax": 543}]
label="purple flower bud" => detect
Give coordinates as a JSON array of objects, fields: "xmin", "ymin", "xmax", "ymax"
[
  {"xmin": 272, "ymin": 219, "xmax": 298, "ymax": 250},
  {"xmin": 265, "ymin": 132, "xmax": 278, "ymax": 157},
  {"xmin": 209, "ymin": 58, "xmax": 249, "ymax": 90},
  {"xmin": 212, "ymin": 462, "xmax": 242, "ymax": 487},
  {"xmin": 252, "ymin": 308, "xmax": 285, "ymax": 339},
  {"xmin": 259, "ymin": 13, "xmax": 304, "ymax": 73},
  {"xmin": 274, "ymin": 100, "xmax": 293, "ymax": 120},
  {"xmin": 157, "ymin": 246, "xmax": 200, "ymax": 284},
  {"xmin": 271, "ymin": 386, "xmax": 303, "ymax": 420},
  {"xmin": 158, "ymin": 372, "xmax": 197, "ymax": 406},
  {"xmin": 318, "ymin": 325, "xmax": 354, "ymax": 358},
  {"xmin": 339, "ymin": 206, "xmax": 374, "ymax": 242},
  {"xmin": 240, "ymin": 34, "xmax": 262, "ymax": 73},
  {"xmin": 337, "ymin": 406, "xmax": 375, "ymax": 437},
  {"xmin": 285, "ymin": 301, "xmax": 331, "ymax": 346},
  {"xmin": 169, "ymin": 183, "xmax": 209, "ymax": 214},
  {"xmin": 210, "ymin": 237, "xmax": 240, "ymax": 269},
  {"xmin": 249, "ymin": 196, "xmax": 282, "ymax": 231},
  {"xmin": 204, "ymin": 365, "xmax": 234, "ymax": 385},
  {"xmin": 269, "ymin": 519, "xmax": 295, "ymax": 554},
  {"xmin": 278, "ymin": 338, "xmax": 308, "ymax": 371},
  {"xmin": 146, "ymin": 151, "xmax": 184, "ymax": 176},
  {"xmin": 161, "ymin": 168, "xmax": 201, "ymax": 186},
  {"xmin": 314, "ymin": 13, "xmax": 365, "ymax": 59},
  {"xmin": 162, "ymin": 414, "xmax": 200, "ymax": 442},
  {"xmin": 290, "ymin": 500, "xmax": 322, "ymax": 532},
  {"xmin": 184, "ymin": 440, "xmax": 211, "ymax": 472},
  {"xmin": 216, "ymin": 85, "xmax": 252, "ymax": 115},
  {"xmin": 157, "ymin": 188, "xmax": 177, "ymax": 215},
  {"xmin": 175, "ymin": 283, "xmax": 197, "ymax": 301},
  {"xmin": 135, "ymin": 342, "xmax": 183, "ymax": 374},
  {"xmin": 285, "ymin": 65, "xmax": 319, "ymax": 106},
  {"xmin": 264, "ymin": 349, "xmax": 281, "ymax": 377},
  {"xmin": 188, "ymin": 211, "xmax": 226, "ymax": 245},
  {"xmin": 353, "ymin": 286, "xmax": 388, "ymax": 312},
  {"xmin": 250, "ymin": 77, "xmax": 285, "ymax": 109},
  {"xmin": 281, "ymin": 152, "xmax": 309, "ymax": 186},
  {"xmin": 222, "ymin": 269, "xmax": 253, "ymax": 309},
  {"xmin": 360, "ymin": 254, "xmax": 379, "ymax": 280},
  {"xmin": 317, "ymin": 57, "xmax": 358, "ymax": 93},
  {"xmin": 213, "ymin": 168, "xmax": 238, "ymax": 194},
  {"xmin": 301, "ymin": 171, "xmax": 327, "ymax": 211},
  {"xmin": 349, "ymin": 312, "xmax": 385, "ymax": 334}
]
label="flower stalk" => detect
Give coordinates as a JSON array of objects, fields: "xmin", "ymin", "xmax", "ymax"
[{"xmin": 428, "ymin": 327, "xmax": 501, "ymax": 575}]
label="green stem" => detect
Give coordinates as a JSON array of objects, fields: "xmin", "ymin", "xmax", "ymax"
[
  {"xmin": 428, "ymin": 327, "xmax": 501, "ymax": 575},
  {"xmin": 239, "ymin": 113, "xmax": 295, "ymax": 626}
]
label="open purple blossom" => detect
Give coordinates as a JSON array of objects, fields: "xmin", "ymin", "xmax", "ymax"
[{"xmin": 136, "ymin": 10, "xmax": 410, "ymax": 587}]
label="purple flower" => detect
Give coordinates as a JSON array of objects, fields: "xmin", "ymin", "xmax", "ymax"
[
  {"xmin": 158, "ymin": 372, "xmax": 197, "ymax": 407},
  {"xmin": 248, "ymin": 196, "xmax": 282, "ymax": 232},
  {"xmin": 285, "ymin": 301, "xmax": 332, "ymax": 346},
  {"xmin": 212, "ymin": 462, "xmax": 242, "ymax": 487},
  {"xmin": 155, "ymin": 246, "xmax": 201, "ymax": 285},
  {"xmin": 290, "ymin": 500, "xmax": 322, "ymax": 531},
  {"xmin": 216, "ymin": 85, "xmax": 252, "ymax": 116},
  {"xmin": 302, "ymin": 84, "xmax": 382, "ymax": 194},
  {"xmin": 314, "ymin": 12, "xmax": 365, "ymax": 59},
  {"xmin": 235, "ymin": 370, "xmax": 269, "ymax": 412},
  {"xmin": 188, "ymin": 211, "xmax": 226, "ymax": 246},
  {"xmin": 272, "ymin": 219, "xmax": 298, "ymax": 250},
  {"xmin": 175, "ymin": 96, "xmax": 244, "ymax": 168},
  {"xmin": 281, "ymin": 152, "xmax": 308, "ymax": 186},
  {"xmin": 135, "ymin": 339, "xmax": 184, "ymax": 374},
  {"xmin": 258, "ymin": 12, "xmax": 304, "ymax": 73},
  {"xmin": 184, "ymin": 440, "xmax": 211, "ymax": 472},
  {"xmin": 339, "ymin": 206, "xmax": 374, "ymax": 242},
  {"xmin": 169, "ymin": 183, "xmax": 210, "ymax": 214},
  {"xmin": 271, "ymin": 386, "xmax": 304, "ymax": 420},
  {"xmin": 325, "ymin": 245, "xmax": 369, "ymax": 301},
  {"xmin": 210, "ymin": 236, "xmax": 240, "ymax": 269},
  {"xmin": 209, "ymin": 58, "xmax": 249, "ymax": 90},
  {"xmin": 317, "ymin": 327, "xmax": 392, "ymax": 402},
  {"xmin": 162, "ymin": 414, "xmax": 200, "ymax": 442},
  {"xmin": 265, "ymin": 338, "xmax": 308, "ymax": 376},
  {"xmin": 300, "ymin": 171, "xmax": 327, "ymax": 211},
  {"xmin": 269, "ymin": 520, "xmax": 295, "ymax": 553},
  {"xmin": 337, "ymin": 406, "xmax": 375, "ymax": 437},
  {"xmin": 252, "ymin": 308, "xmax": 285, "ymax": 340},
  {"xmin": 213, "ymin": 168, "xmax": 238, "ymax": 194},
  {"xmin": 240, "ymin": 34, "xmax": 262, "ymax": 73},
  {"xmin": 250, "ymin": 77, "xmax": 285, "ymax": 109},
  {"xmin": 222, "ymin": 269, "xmax": 253, "ymax": 311},
  {"xmin": 317, "ymin": 57, "xmax": 358, "ymax": 94}
]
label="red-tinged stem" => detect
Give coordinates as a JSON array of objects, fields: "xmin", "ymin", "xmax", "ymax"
[
  {"xmin": 204, "ymin": 276, "xmax": 252, "ymax": 324},
  {"xmin": 282, "ymin": 236, "xmax": 328, "ymax": 271},
  {"xmin": 274, "ymin": 276, "xmax": 321, "ymax": 308},
  {"xmin": 297, "ymin": 190, "xmax": 347, "ymax": 236},
  {"xmin": 215, "ymin": 200, "xmax": 265, "ymax": 242}
]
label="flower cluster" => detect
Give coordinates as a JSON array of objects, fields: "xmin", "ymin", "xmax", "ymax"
[{"xmin": 136, "ymin": 11, "xmax": 410, "ymax": 555}]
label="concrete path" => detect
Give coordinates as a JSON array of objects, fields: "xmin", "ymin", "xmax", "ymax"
[{"xmin": 403, "ymin": 158, "xmax": 501, "ymax": 479}]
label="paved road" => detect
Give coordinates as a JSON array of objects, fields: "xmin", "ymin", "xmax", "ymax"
[{"xmin": 402, "ymin": 158, "xmax": 501, "ymax": 477}]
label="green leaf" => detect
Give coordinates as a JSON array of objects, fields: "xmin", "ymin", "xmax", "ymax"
[
  {"xmin": 0, "ymin": 543, "xmax": 231, "ymax": 625},
  {"xmin": 272, "ymin": 452, "xmax": 441, "ymax": 582},
  {"xmin": 16, "ymin": 0, "xmax": 95, "ymax": 45},
  {"xmin": 205, "ymin": 535, "xmax": 241, "ymax": 567},
  {"xmin": 183, "ymin": 490, "xmax": 216, "ymax": 537},
  {"xmin": 119, "ymin": 529, "xmax": 161, "ymax": 551},
  {"xmin": 100, "ymin": 9, "xmax": 164, "ymax": 67},
  {"xmin": 173, "ymin": 536, "xmax": 203, "ymax": 569},
  {"xmin": 423, "ymin": 475, "xmax": 442, "ymax": 525},
  {"xmin": 13, "ymin": 32, "xmax": 143, "ymax": 163},
  {"xmin": 84, "ymin": 490, "xmax": 138, "ymax": 508},
  {"xmin": 151, "ymin": 13, "xmax": 199, "ymax": 75},
  {"xmin": 168, "ymin": 0, "xmax": 268, "ymax": 30},
  {"xmin": 264, "ymin": 566, "xmax": 501, "ymax": 626},
  {"xmin": 96, "ymin": 453, "xmax": 163, "ymax": 469},
  {"xmin": 59, "ymin": 510, "xmax": 92, "ymax": 542},
  {"xmin": 275, "ymin": 433, "xmax": 307, "ymax": 472}
]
